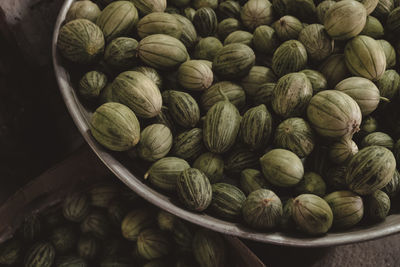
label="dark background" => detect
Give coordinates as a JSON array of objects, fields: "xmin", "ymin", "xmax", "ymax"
[{"xmin": 1, "ymin": 1, "xmax": 400, "ymax": 266}]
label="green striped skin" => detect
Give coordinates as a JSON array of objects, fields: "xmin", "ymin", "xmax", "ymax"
[
  {"xmin": 224, "ymin": 31, "xmax": 253, "ymax": 47},
  {"xmin": 77, "ymin": 236, "xmax": 99, "ymax": 260},
  {"xmin": 346, "ymin": 146, "xmax": 396, "ymax": 195},
  {"xmin": 0, "ymin": 239, "xmax": 21, "ymax": 265},
  {"xmin": 121, "ymin": 209, "xmax": 154, "ymax": 241},
  {"xmin": 184, "ymin": 7, "xmax": 196, "ymax": 21},
  {"xmin": 294, "ymin": 172, "xmax": 326, "ymax": 197},
  {"xmin": 240, "ymin": 169, "xmax": 270, "ymax": 195},
  {"xmin": 360, "ymin": 16, "xmax": 384, "ymax": 39},
  {"xmin": 251, "ymin": 82, "xmax": 276, "ymax": 106},
  {"xmin": 383, "ymin": 170, "xmax": 400, "ymax": 198},
  {"xmin": 358, "ymin": 0, "xmax": 379, "ymax": 14},
  {"xmin": 358, "ymin": 115, "xmax": 378, "ymax": 137},
  {"xmin": 104, "ymin": 37, "xmax": 139, "ymax": 70},
  {"xmin": 193, "ymin": 7, "xmax": 218, "ymax": 37},
  {"xmin": 157, "ymin": 210, "xmax": 176, "ymax": 231},
  {"xmin": 280, "ymin": 198, "xmax": 295, "ymax": 231},
  {"xmin": 49, "ymin": 226, "xmax": 77, "ymax": 254},
  {"xmin": 192, "ymin": 229, "xmax": 226, "ymax": 267},
  {"xmin": 80, "ymin": 211, "xmax": 110, "ymax": 239},
  {"xmin": 176, "ymin": 168, "xmax": 212, "ymax": 212},
  {"xmin": 274, "ymin": 118, "xmax": 315, "ymax": 158},
  {"xmin": 99, "ymin": 83, "xmax": 114, "ymax": 104},
  {"xmin": 387, "ymin": 7, "xmax": 400, "ymax": 35},
  {"xmin": 325, "ymin": 165, "xmax": 348, "ymax": 191},
  {"xmin": 96, "ymin": 1, "xmax": 138, "ymax": 42},
  {"xmin": 66, "ymin": 1, "xmax": 100, "ymax": 23},
  {"xmin": 133, "ymin": 66, "xmax": 163, "ymax": 89},
  {"xmin": 272, "ymin": 72, "xmax": 312, "ymax": 118},
  {"xmin": 240, "ymin": 104, "xmax": 272, "ymax": 151},
  {"xmin": 137, "ymin": 124, "xmax": 173, "ymax": 162},
  {"xmin": 272, "ymin": 40, "xmax": 308, "ymax": 77},
  {"xmin": 276, "ymin": 0, "xmax": 316, "ymax": 22},
  {"xmin": 172, "ymin": 128, "xmax": 204, "ymax": 161},
  {"xmin": 372, "ymin": 0, "xmax": 395, "ymax": 19},
  {"xmin": 306, "ymin": 90, "xmax": 362, "ymax": 139},
  {"xmin": 201, "ymin": 81, "xmax": 246, "ymax": 111},
  {"xmin": 137, "ymin": 229, "xmax": 171, "ymax": 260},
  {"xmin": 145, "ymin": 157, "xmax": 190, "ymax": 192},
  {"xmin": 21, "ymin": 215, "xmax": 41, "ymax": 242},
  {"xmin": 113, "ymin": 71, "xmax": 162, "ymax": 118},
  {"xmin": 224, "ymin": 148, "xmax": 259, "ymax": 174},
  {"xmin": 218, "ymin": 0, "xmax": 241, "ymax": 19},
  {"xmin": 292, "ymin": 194, "xmax": 333, "ymax": 235},
  {"xmin": 324, "ymin": 1, "xmax": 367, "ymax": 40},
  {"xmin": 168, "ymin": 91, "xmax": 200, "ymax": 128},
  {"xmin": 178, "ymin": 60, "xmax": 213, "ymax": 91},
  {"xmin": 300, "ymin": 69, "xmax": 328, "ymax": 94},
  {"xmin": 90, "ymin": 102, "xmax": 140, "ymax": 151},
  {"xmin": 130, "ymin": 0, "xmax": 166, "ymax": 15},
  {"xmin": 241, "ymin": 0, "xmax": 274, "ymax": 31},
  {"xmin": 203, "ymin": 101, "xmax": 241, "ymax": 154},
  {"xmin": 218, "ymin": 18, "xmax": 242, "ymax": 41},
  {"xmin": 376, "ymin": 70, "xmax": 400, "ymax": 100},
  {"xmin": 260, "ymin": 149, "xmax": 304, "ymax": 187},
  {"xmin": 193, "ymin": 152, "xmax": 224, "ymax": 183},
  {"xmin": 242, "ymin": 189, "xmax": 283, "ymax": 229},
  {"xmin": 328, "ymin": 138, "xmax": 359, "ymax": 165},
  {"xmin": 172, "ymin": 14, "xmax": 198, "ymax": 49},
  {"xmin": 56, "ymin": 255, "xmax": 87, "ymax": 267},
  {"xmin": 138, "ymin": 34, "xmax": 189, "ymax": 70},
  {"xmin": 272, "ymin": 15, "xmax": 304, "ymax": 42},
  {"xmin": 298, "ymin": 24, "xmax": 334, "ymax": 62},
  {"xmin": 57, "ymin": 19, "xmax": 104, "ymax": 64},
  {"xmin": 100, "ymin": 258, "xmax": 132, "ymax": 267},
  {"xmin": 137, "ymin": 12, "xmax": 182, "ymax": 39},
  {"xmin": 89, "ymin": 183, "xmax": 119, "ymax": 208},
  {"xmin": 213, "ymin": 43, "xmax": 255, "ymax": 79},
  {"xmin": 324, "ymin": 191, "xmax": 364, "ymax": 229},
  {"xmin": 366, "ymin": 190, "xmax": 390, "ymax": 221},
  {"xmin": 79, "ymin": 71, "xmax": 107, "ymax": 100},
  {"xmin": 241, "ymin": 66, "xmax": 277, "ymax": 97},
  {"xmin": 24, "ymin": 242, "xmax": 55, "ymax": 267},
  {"xmin": 194, "ymin": 37, "xmax": 223, "ymax": 61},
  {"xmin": 344, "ymin": 35, "xmax": 386, "ymax": 81},
  {"xmin": 316, "ymin": 1, "xmax": 335, "ymax": 24},
  {"xmin": 210, "ymin": 183, "xmax": 246, "ymax": 220},
  {"xmin": 361, "ymin": 132, "xmax": 394, "ymax": 150},
  {"xmin": 319, "ymin": 54, "xmax": 351, "ymax": 87},
  {"xmin": 252, "ymin": 25, "xmax": 280, "ymax": 55},
  {"xmin": 62, "ymin": 192, "xmax": 90, "ymax": 222}
]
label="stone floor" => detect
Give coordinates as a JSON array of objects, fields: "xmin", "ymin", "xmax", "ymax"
[{"xmin": 1, "ymin": 1, "xmax": 400, "ymax": 266}]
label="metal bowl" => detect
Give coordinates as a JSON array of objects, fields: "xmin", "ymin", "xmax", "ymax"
[{"xmin": 52, "ymin": 0, "xmax": 400, "ymax": 247}]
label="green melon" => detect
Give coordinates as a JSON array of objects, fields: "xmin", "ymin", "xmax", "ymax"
[
  {"xmin": 66, "ymin": 1, "xmax": 101, "ymax": 23},
  {"xmin": 137, "ymin": 12, "xmax": 182, "ymax": 39},
  {"xmin": 24, "ymin": 242, "xmax": 55, "ymax": 267},
  {"xmin": 172, "ymin": 128, "xmax": 204, "ymax": 161},
  {"xmin": 104, "ymin": 37, "xmax": 139, "ymax": 70},
  {"xmin": 130, "ymin": 0, "xmax": 166, "ymax": 15},
  {"xmin": 241, "ymin": 0, "xmax": 274, "ymax": 30},
  {"xmin": 210, "ymin": 183, "xmax": 246, "ymax": 220},
  {"xmin": 193, "ymin": 7, "xmax": 218, "ymax": 37},
  {"xmin": 201, "ymin": 81, "xmax": 246, "ymax": 111},
  {"xmin": 137, "ymin": 124, "xmax": 173, "ymax": 162},
  {"xmin": 272, "ymin": 40, "xmax": 308, "ymax": 77}
]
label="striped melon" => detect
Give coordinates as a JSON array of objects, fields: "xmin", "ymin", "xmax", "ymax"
[
  {"xmin": 193, "ymin": 152, "xmax": 224, "ymax": 184},
  {"xmin": 62, "ymin": 192, "xmax": 90, "ymax": 222},
  {"xmin": 172, "ymin": 128, "xmax": 204, "ymax": 161},
  {"xmin": 335, "ymin": 77, "xmax": 381, "ymax": 116},
  {"xmin": 57, "ymin": 19, "xmax": 104, "ymax": 64},
  {"xmin": 346, "ymin": 146, "xmax": 396, "ymax": 195},
  {"xmin": 168, "ymin": 91, "xmax": 200, "ymax": 128},
  {"xmin": 130, "ymin": 0, "xmax": 166, "ymax": 15},
  {"xmin": 80, "ymin": 211, "xmax": 110, "ymax": 239},
  {"xmin": 200, "ymin": 81, "xmax": 246, "ymax": 111},
  {"xmin": 137, "ymin": 34, "xmax": 189, "ymax": 70},
  {"xmin": 137, "ymin": 229, "xmax": 171, "ymax": 260},
  {"xmin": 112, "ymin": 71, "xmax": 162, "ymax": 118},
  {"xmin": 241, "ymin": 0, "xmax": 274, "ymax": 30},
  {"xmin": 193, "ymin": 229, "xmax": 226, "ymax": 267},
  {"xmin": 24, "ymin": 242, "xmax": 55, "ymax": 267},
  {"xmin": 213, "ymin": 43, "xmax": 255, "ymax": 79},
  {"xmin": 145, "ymin": 157, "xmax": 190, "ymax": 191},
  {"xmin": 193, "ymin": 7, "xmax": 218, "ymax": 37},
  {"xmin": 66, "ymin": 1, "xmax": 101, "ymax": 23},
  {"xmin": 273, "ymin": 15, "xmax": 304, "ymax": 41},
  {"xmin": 272, "ymin": 40, "xmax": 308, "ymax": 77},
  {"xmin": 49, "ymin": 226, "xmax": 77, "ymax": 254},
  {"xmin": 306, "ymin": 90, "xmax": 362, "ymax": 139},
  {"xmin": 89, "ymin": 183, "xmax": 119, "ymax": 208},
  {"xmin": 90, "ymin": 102, "xmax": 140, "ymax": 151},
  {"xmin": 172, "ymin": 14, "xmax": 198, "ymax": 49},
  {"xmin": 178, "ymin": 60, "xmax": 213, "ymax": 91},
  {"xmin": 361, "ymin": 132, "xmax": 394, "ymax": 150},
  {"xmin": 224, "ymin": 148, "xmax": 259, "ymax": 174},
  {"xmin": 240, "ymin": 66, "xmax": 277, "ymax": 97},
  {"xmin": 224, "ymin": 30, "xmax": 253, "ymax": 46},
  {"xmin": 104, "ymin": 37, "xmax": 139, "ymax": 70},
  {"xmin": 79, "ymin": 71, "xmax": 107, "ymax": 100},
  {"xmin": 328, "ymin": 138, "xmax": 359, "ymax": 165},
  {"xmin": 137, "ymin": 124, "xmax": 173, "ymax": 162},
  {"xmin": 319, "ymin": 54, "xmax": 351, "ymax": 87},
  {"xmin": 137, "ymin": 12, "xmax": 182, "ymax": 39},
  {"xmin": 121, "ymin": 209, "xmax": 154, "ymax": 241},
  {"xmin": 77, "ymin": 236, "xmax": 99, "ymax": 260},
  {"xmin": 210, "ymin": 183, "xmax": 246, "ymax": 220},
  {"xmin": 96, "ymin": 1, "xmax": 138, "ymax": 42}
]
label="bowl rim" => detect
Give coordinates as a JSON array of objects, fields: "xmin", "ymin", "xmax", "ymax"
[{"xmin": 52, "ymin": 0, "xmax": 400, "ymax": 247}]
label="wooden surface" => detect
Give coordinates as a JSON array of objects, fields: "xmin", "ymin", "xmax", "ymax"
[{"xmin": 1, "ymin": 0, "xmax": 400, "ymax": 266}]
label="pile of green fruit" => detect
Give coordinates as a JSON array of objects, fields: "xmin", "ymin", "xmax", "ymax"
[
  {"xmin": 0, "ymin": 182, "xmax": 230, "ymax": 266},
  {"xmin": 57, "ymin": 0, "xmax": 400, "ymax": 235}
]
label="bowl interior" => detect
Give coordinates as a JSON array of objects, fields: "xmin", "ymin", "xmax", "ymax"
[{"xmin": 52, "ymin": 0, "xmax": 400, "ymax": 247}]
